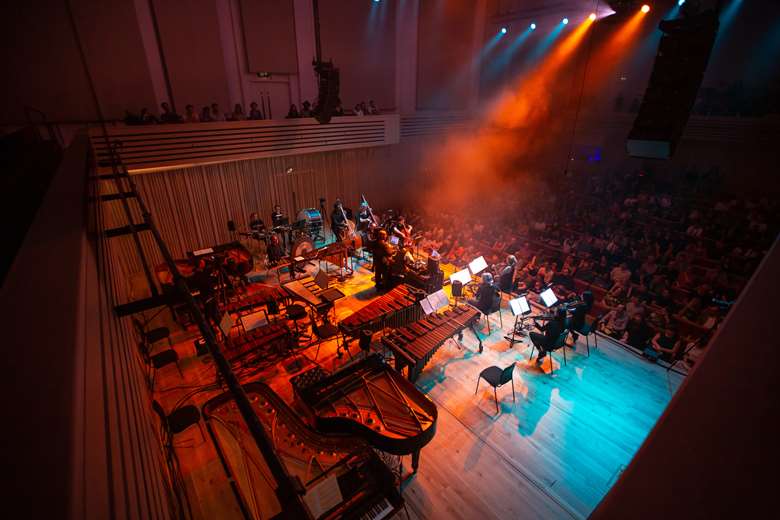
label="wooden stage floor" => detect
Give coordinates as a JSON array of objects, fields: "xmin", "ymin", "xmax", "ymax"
[{"xmin": 152, "ymin": 257, "xmax": 683, "ymax": 520}]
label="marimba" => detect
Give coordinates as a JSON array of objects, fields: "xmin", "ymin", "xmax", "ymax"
[
  {"xmin": 222, "ymin": 322, "xmax": 291, "ymax": 366},
  {"xmin": 381, "ymin": 306, "xmax": 482, "ymax": 382},
  {"xmin": 338, "ymin": 284, "xmax": 425, "ymax": 340}
]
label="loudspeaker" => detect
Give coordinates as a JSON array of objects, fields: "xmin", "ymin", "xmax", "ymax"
[
  {"xmin": 627, "ymin": 8, "xmax": 719, "ymax": 158},
  {"xmin": 313, "ymin": 60, "xmax": 340, "ymax": 124},
  {"xmin": 227, "ymin": 220, "xmax": 236, "ymax": 232},
  {"xmin": 452, "ymin": 280, "xmax": 463, "ymax": 297}
]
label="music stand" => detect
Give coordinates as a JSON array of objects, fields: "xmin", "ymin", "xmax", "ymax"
[
  {"xmin": 449, "ymin": 268, "xmax": 471, "ymax": 307},
  {"xmin": 505, "ymin": 295, "xmax": 531, "ymax": 347},
  {"xmin": 468, "ymin": 256, "xmax": 488, "ymax": 276},
  {"xmin": 540, "ymin": 287, "xmax": 558, "ymax": 308}
]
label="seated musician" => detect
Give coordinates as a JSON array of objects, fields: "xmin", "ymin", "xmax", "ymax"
[
  {"xmin": 267, "ymin": 234, "xmax": 284, "ymax": 266},
  {"xmin": 249, "ymin": 212, "xmax": 266, "ymax": 233},
  {"xmin": 530, "ymin": 306, "xmax": 567, "ymax": 366},
  {"xmin": 468, "ymin": 272, "xmax": 500, "ymax": 315},
  {"xmin": 499, "ymin": 255, "xmax": 518, "ymax": 293},
  {"xmin": 567, "ymin": 290, "xmax": 594, "ymax": 346}
]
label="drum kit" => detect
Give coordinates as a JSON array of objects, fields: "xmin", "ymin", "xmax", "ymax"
[{"xmin": 241, "ymin": 208, "xmax": 324, "ymax": 267}]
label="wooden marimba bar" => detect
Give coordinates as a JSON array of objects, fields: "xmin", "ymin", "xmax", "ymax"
[
  {"xmin": 339, "ymin": 284, "xmax": 425, "ymax": 339},
  {"xmin": 381, "ymin": 306, "xmax": 482, "ymax": 382},
  {"xmin": 223, "ymin": 322, "xmax": 292, "ymax": 366}
]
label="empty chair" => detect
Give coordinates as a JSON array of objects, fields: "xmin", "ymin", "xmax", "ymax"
[
  {"xmin": 132, "ymin": 317, "xmax": 172, "ymax": 348},
  {"xmin": 529, "ymin": 330, "xmax": 570, "ymax": 374},
  {"xmin": 136, "ymin": 341, "xmax": 182, "ymax": 390},
  {"xmin": 309, "ymin": 311, "xmax": 342, "ymax": 361},
  {"xmin": 475, "ymin": 363, "xmax": 516, "ymax": 414},
  {"xmin": 152, "ymin": 400, "xmax": 205, "ymax": 445}
]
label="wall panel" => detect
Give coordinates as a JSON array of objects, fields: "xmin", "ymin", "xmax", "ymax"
[
  {"xmin": 152, "ymin": 0, "xmax": 230, "ymax": 113},
  {"xmin": 319, "ymin": 0, "xmax": 396, "ymax": 110},
  {"xmin": 416, "ymin": 0, "xmax": 477, "ymax": 110},
  {"xmin": 240, "ymin": 0, "xmax": 298, "ymax": 73}
]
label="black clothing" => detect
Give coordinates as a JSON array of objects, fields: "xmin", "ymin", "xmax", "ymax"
[
  {"xmin": 357, "ymin": 208, "xmax": 373, "ymax": 232},
  {"xmin": 271, "ymin": 210, "xmax": 285, "ymax": 228},
  {"xmin": 530, "ymin": 317, "xmax": 565, "ymax": 357},
  {"xmin": 625, "ymin": 321, "xmax": 652, "ymax": 349},
  {"xmin": 249, "ymin": 218, "xmax": 266, "ymax": 232},
  {"xmin": 498, "ymin": 265, "xmax": 515, "ymax": 293},
  {"xmin": 469, "ymin": 282, "xmax": 500, "ymax": 315}
]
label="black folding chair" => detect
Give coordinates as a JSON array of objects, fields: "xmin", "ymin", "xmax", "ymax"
[{"xmin": 475, "ymin": 363, "xmax": 516, "ymax": 413}]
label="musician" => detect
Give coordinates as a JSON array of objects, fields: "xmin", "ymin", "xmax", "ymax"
[
  {"xmin": 498, "ymin": 255, "xmax": 518, "ymax": 293},
  {"xmin": 567, "ymin": 290, "xmax": 593, "ymax": 345},
  {"xmin": 357, "ymin": 201, "xmax": 374, "ymax": 233},
  {"xmin": 331, "ymin": 199, "xmax": 353, "ymax": 240},
  {"xmin": 373, "ymin": 229, "xmax": 395, "ymax": 290},
  {"xmin": 530, "ymin": 306, "xmax": 567, "ymax": 366},
  {"xmin": 248, "ymin": 212, "xmax": 266, "ymax": 235},
  {"xmin": 271, "ymin": 205, "xmax": 285, "ymax": 228},
  {"xmin": 266, "ymin": 234, "xmax": 284, "ymax": 266},
  {"xmin": 392, "ymin": 215, "xmax": 413, "ymax": 247},
  {"xmin": 468, "ymin": 272, "xmax": 500, "ymax": 316}
]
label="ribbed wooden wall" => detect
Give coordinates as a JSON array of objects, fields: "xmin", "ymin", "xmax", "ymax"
[{"xmin": 99, "ymin": 145, "xmax": 424, "ymax": 298}]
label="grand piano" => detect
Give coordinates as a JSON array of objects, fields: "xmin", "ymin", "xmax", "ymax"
[
  {"xmin": 203, "ymin": 382, "xmax": 402, "ymax": 520},
  {"xmin": 292, "ymin": 354, "xmax": 438, "ymax": 476}
]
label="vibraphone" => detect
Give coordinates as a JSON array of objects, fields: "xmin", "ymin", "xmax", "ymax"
[
  {"xmin": 338, "ymin": 284, "xmax": 425, "ymax": 340},
  {"xmin": 381, "ymin": 306, "xmax": 482, "ymax": 382},
  {"xmin": 222, "ymin": 322, "xmax": 292, "ymax": 366}
]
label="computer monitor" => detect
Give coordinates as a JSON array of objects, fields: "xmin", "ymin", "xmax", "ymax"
[
  {"xmin": 509, "ymin": 296, "xmax": 531, "ymax": 316},
  {"xmin": 540, "ymin": 288, "xmax": 558, "ymax": 308},
  {"xmin": 468, "ymin": 256, "xmax": 488, "ymax": 275},
  {"xmin": 389, "ymin": 235, "xmax": 399, "ymax": 246},
  {"xmin": 449, "ymin": 268, "xmax": 471, "ymax": 286}
]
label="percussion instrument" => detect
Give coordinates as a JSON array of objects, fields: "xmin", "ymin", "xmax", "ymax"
[
  {"xmin": 291, "ymin": 237, "xmax": 315, "ymax": 258},
  {"xmin": 338, "ymin": 284, "xmax": 425, "ymax": 339},
  {"xmin": 296, "ymin": 207, "xmax": 323, "ymax": 233},
  {"xmin": 202, "ymin": 382, "xmax": 403, "ymax": 520},
  {"xmin": 381, "ymin": 306, "xmax": 483, "ymax": 381},
  {"xmin": 293, "ymin": 353, "xmax": 438, "ymax": 475}
]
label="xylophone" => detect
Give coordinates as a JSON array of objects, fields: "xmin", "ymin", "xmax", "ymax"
[
  {"xmin": 381, "ymin": 306, "xmax": 482, "ymax": 382},
  {"xmin": 222, "ymin": 322, "xmax": 292, "ymax": 366},
  {"xmin": 338, "ymin": 284, "xmax": 425, "ymax": 340},
  {"xmin": 293, "ymin": 354, "xmax": 438, "ymax": 476}
]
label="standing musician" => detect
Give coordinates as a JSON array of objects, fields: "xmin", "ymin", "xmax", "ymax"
[
  {"xmin": 331, "ymin": 199, "xmax": 353, "ymax": 241},
  {"xmin": 271, "ymin": 205, "xmax": 286, "ymax": 228},
  {"xmin": 356, "ymin": 201, "xmax": 375, "ymax": 233},
  {"xmin": 530, "ymin": 306, "xmax": 567, "ymax": 366},
  {"xmin": 499, "ymin": 254, "xmax": 518, "ymax": 293},
  {"xmin": 392, "ymin": 215, "xmax": 413, "ymax": 247},
  {"xmin": 372, "ymin": 229, "xmax": 395, "ymax": 290}
]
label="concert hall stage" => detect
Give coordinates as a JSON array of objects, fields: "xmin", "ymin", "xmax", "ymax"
[{"xmin": 153, "ymin": 256, "xmax": 683, "ymax": 520}]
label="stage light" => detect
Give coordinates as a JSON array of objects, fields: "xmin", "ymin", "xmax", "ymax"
[
  {"xmin": 530, "ymin": 23, "xmax": 536, "ymax": 30},
  {"xmin": 501, "ymin": 27, "xmax": 507, "ymax": 34},
  {"xmin": 678, "ymin": 0, "xmax": 685, "ymax": 5},
  {"xmin": 589, "ymin": 13, "xmax": 596, "ymax": 21},
  {"xmin": 641, "ymin": 4, "xmax": 650, "ymax": 13},
  {"xmin": 562, "ymin": 17, "xmax": 569, "ymax": 25}
]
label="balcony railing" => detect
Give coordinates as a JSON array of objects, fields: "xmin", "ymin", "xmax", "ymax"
[{"xmin": 89, "ymin": 114, "xmax": 401, "ymax": 174}]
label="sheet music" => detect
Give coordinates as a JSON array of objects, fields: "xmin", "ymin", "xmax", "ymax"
[
  {"xmin": 449, "ymin": 268, "xmax": 471, "ymax": 286},
  {"xmin": 420, "ymin": 298, "xmax": 434, "ymax": 315},
  {"xmin": 429, "ymin": 289, "xmax": 449, "ymax": 311},
  {"xmin": 468, "ymin": 256, "xmax": 487, "ymax": 275},
  {"xmin": 192, "ymin": 247, "xmax": 214, "ymax": 256},
  {"xmin": 219, "ymin": 312, "xmax": 234, "ymax": 337},
  {"xmin": 303, "ymin": 474, "xmax": 343, "ymax": 518},
  {"xmin": 509, "ymin": 296, "xmax": 531, "ymax": 316},
  {"xmin": 240, "ymin": 310, "xmax": 268, "ymax": 331}
]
